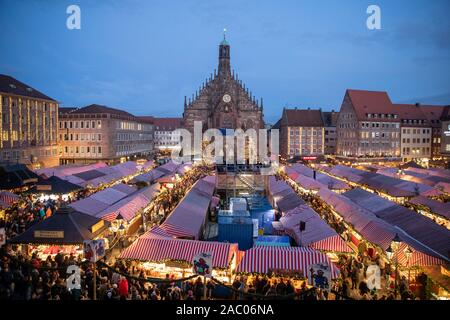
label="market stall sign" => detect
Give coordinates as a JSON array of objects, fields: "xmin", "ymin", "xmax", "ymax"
[
  {"xmin": 23, "ymin": 178, "xmax": 38, "ymax": 184},
  {"xmin": 165, "ymin": 260, "xmax": 191, "ymax": 269},
  {"xmin": 91, "ymin": 220, "xmax": 105, "ymax": 234},
  {"xmin": 268, "ymin": 268, "xmax": 305, "ymax": 278},
  {"xmin": 34, "ymin": 230, "xmax": 64, "ymax": 239},
  {"xmin": 36, "ymin": 184, "xmax": 52, "ymax": 191}
]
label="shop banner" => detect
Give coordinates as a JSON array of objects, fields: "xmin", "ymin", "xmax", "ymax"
[
  {"xmin": 83, "ymin": 239, "xmax": 106, "ymax": 263},
  {"xmin": 192, "ymin": 252, "xmax": 213, "ymax": 278},
  {"xmin": 0, "ymin": 228, "xmax": 5, "ymax": 246},
  {"xmin": 309, "ymin": 263, "xmax": 331, "ymax": 290}
]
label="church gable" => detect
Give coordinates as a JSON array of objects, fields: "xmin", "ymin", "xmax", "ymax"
[{"xmin": 183, "ymin": 34, "xmax": 264, "ymax": 132}]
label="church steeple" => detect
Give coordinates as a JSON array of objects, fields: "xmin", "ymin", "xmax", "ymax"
[{"xmin": 218, "ymin": 29, "xmax": 231, "ymax": 78}]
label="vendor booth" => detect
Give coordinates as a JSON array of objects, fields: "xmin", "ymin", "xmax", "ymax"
[
  {"xmin": 9, "ymin": 206, "xmax": 110, "ymax": 259},
  {"xmin": 24, "ymin": 176, "xmax": 83, "ymax": 202},
  {"xmin": 236, "ymin": 246, "xmax": 340, "ymax": 291},
  {"xmin": 119, "ymin": 234, "xmax": 238, "ymax": 282}
]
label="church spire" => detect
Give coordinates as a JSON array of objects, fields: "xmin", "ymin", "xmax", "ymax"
[{"xmin": 218, "ymin": 28, "xmax": 231, "ymax": 78}]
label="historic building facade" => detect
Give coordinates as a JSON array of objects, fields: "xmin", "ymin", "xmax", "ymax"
[
  {"xmin": 150, "ymin": 117, "xmax": 183, "ymax": 151},
  {"xmin": 395, "ymin": 104, "xmax": 432, "ymax": 163},
  {"xmin": 59, "ymin": 104, "xmax": 154, "ymax": 165},
  {"xmin": 275, "ymin": 108, "xmax": 325, "ymax": 160},
  {"xmin": 336, "ymin": 89, "xmax": 401, "ymax": 159},
  {"xmin": 0, "ymin": 74, "xmax": 59, "ymax": 169},
  {"xmin": 322, "ymin": 110, "xmax": 338, "ymax": 155},
  {"xmin": 183, "ymin": 36, "xmax": 264, "ymax": 136}
]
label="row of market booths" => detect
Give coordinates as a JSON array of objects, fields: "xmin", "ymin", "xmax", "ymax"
[
  {"xmin": 281, "ymin": 163, "xmax": 450, "ymax": 297},
  {"xmin": 36, "ymin": 161, "xmax": 151, "ymax": 189},
  {"xmin": 284, "ymin": 164, "xmax": 350, "ymax": 194},
  {"xmin": 361, "ymin": 165, "xmax": 450, "ymax": 228},
  {"xmin": 118, "ymin": 175, "xmax": 341, "ymax": 293},
  {"xmin": 318, "ymin": 164, "xmax": 443, "ymax": 201},
  {"xmin": 317, "ymin": 164, "xmax": 450, "ymax": 229},
  {"xmin": 267, "ymin": 176, "xmax": 353, "ymax": 255},
  {"xmin": 5, "ymin": 161, "xmax": 188, "ymax": 260},
  {"xmin": 374, "ymin": 166, "xmax": 450, "ymax": 193},
  {"xmin": 130, "ymin": 161, "xmax": 191, "ymax": 186},
  {"xmin": 316, "ymin": 187, "xmax": 450, "ymax": 298}
]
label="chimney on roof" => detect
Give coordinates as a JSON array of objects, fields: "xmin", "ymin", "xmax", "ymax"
[
  {"xmin": 415, "ymin": 103, "xmax": 421, "ymax": 107},
  {"xmin": 332, "ymin": 109, "xmax": 335, "ymax": 113}
]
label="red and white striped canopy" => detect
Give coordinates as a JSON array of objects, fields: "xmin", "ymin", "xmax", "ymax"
[
  {"xmin": 144, "ymin": 226, "xmax": 175, "ymax": 239},
  {"xmin": 394, "ymin": 242, "xmax": 446, "ymax": 267},
  {"xmin": 119, "ymin": 236, "xmax": 238, "ymax": 268},
  {"xmin": 0, "ymin": 191, "xmax": 19, "ymax": 205},
  {"xmin": 309, "ymin": 234, "xmax": 353, "ymax": 253},
  {"xmin": 158, "ymin": 222, "xmax": 195, "ymax": 239},
  {"xmin": 236, "ymin": 246, "xmax": 340, "ymax": 278}
]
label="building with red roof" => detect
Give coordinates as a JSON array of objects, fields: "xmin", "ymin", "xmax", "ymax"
[{"xmin": 336, "ymin": 89, "xmax": 401, "ymax": 159}]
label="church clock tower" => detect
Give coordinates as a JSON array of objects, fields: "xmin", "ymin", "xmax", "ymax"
[{"xmin": 183, "ymin": 32, "xmax": 264, "ymax": 135}]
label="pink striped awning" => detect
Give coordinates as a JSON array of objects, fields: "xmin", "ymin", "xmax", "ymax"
[
  {"xmin": 159, "ymin": 222, "xmax": 197, "ymax": 239},
  {"xmin": 309, "ymin": 234, "xmax": 353, "ymax": 253},
  {"xmin": 119, "ymin": 237, "xmax": 238, "ymax": 268},
  {"xmin": 236, "ymin": 246, "xmax": 340, "ymax": 278},
  {"xmin": 394, "ymin": 242, "xmax": 446, "ymax": 267},
  {"xmin": 143, "ymin": 226, "xmax": 175, "ymax": 239},
  {"xmin": 0, "ymin": 191, "xmax": 19, "ymax": 205}
]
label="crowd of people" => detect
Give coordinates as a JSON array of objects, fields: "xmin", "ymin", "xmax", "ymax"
[
  {"xmin": 0, "ymin": 245, "xmax": 344, "ymax": 301},
  {"xmin": 0, "ymin": 162, "xmax": 439, "ymax": 301},
  {"xmin": 277, "ymin": 171, "xmax": 430, "ymax": 301}
]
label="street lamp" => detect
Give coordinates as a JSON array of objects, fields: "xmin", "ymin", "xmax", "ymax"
[
  {"xmin": 118, "ymin": 223, "xmax": 126, "ymax": 236},
  {"xmin": 386, "ymin": 233, "xmax": 402, "ymax": 297},
  {"xmin": 404, "ymin": 246, "xmax": 413, "ymax": 284},
  {"xmin": 391, "ymin": 233, "xmax": 401, "ymax": 251}
]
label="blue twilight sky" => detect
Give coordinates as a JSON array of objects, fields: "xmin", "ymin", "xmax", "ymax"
[{"xmin": 0, "ymin": 0, "xmax": 449, "ymax": 123}]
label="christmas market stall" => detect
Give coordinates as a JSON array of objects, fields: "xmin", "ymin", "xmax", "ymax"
[
  {"xmin": 24, "ymin": 176, "xmax": 83, "ymax": 202},
  {"xmin": 158, "ymin": 175, "xmax": 217, "ymax": 240},
  {"xmin": 119, "ymin": 232, "xmax": 238, "ymax": 282},
  {"xmin": 35, "ymin": 162, "xmax": 108, "ymax": 179},
  {"xmin": 408, "ymin": 196, "xmax": 450, "ymax": 228},
  {"xmin": 0, "ymin": 163, "xmax": 39, "ymax": 192},
  {"xmin": 342, "ymin": 188, "xmax": 450, "ymax": 262},
  {"xmin": 0, "ymin": 191, "xmax": 20, "ymax": 219},
  {"xmin": 69, "ymin": 183, "xmax": 137, "ymax": 216},
  {"xmin": 288, "ymin": 164, "xmax": 350, "ymax": 193},
  {"xmin": 93, "ymin": 183, "xmax": 160, "ymax": 236},
  {"xmin": 236, "ymin": 246, "xmax": 340, "ymax": 291},
  {"xmin": 316, "ymin": 186, "xmax": 449, "ymax": 296},
  {"xmin": 61, "ymin": 161, "xmax": 149, "ymax": 189},
  {"xmin": 8, "ymin": 206, "xmax": 110, "ymax": 259},
  {"xmin": 325, "ymin": 165, "xmax": 442, "ymax": 203},
  {"xmin": 279, "ymin": 204, "xmax": 353, "ymax": 253},
  {"xmin": 130, "ymin": 160, "xmax": 182, "ymax": 185}
]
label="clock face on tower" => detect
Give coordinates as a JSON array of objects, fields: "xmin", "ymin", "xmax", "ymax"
[{"xmin": 222, "ymin": 94, "xmax": 231, "ymax": 103}]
